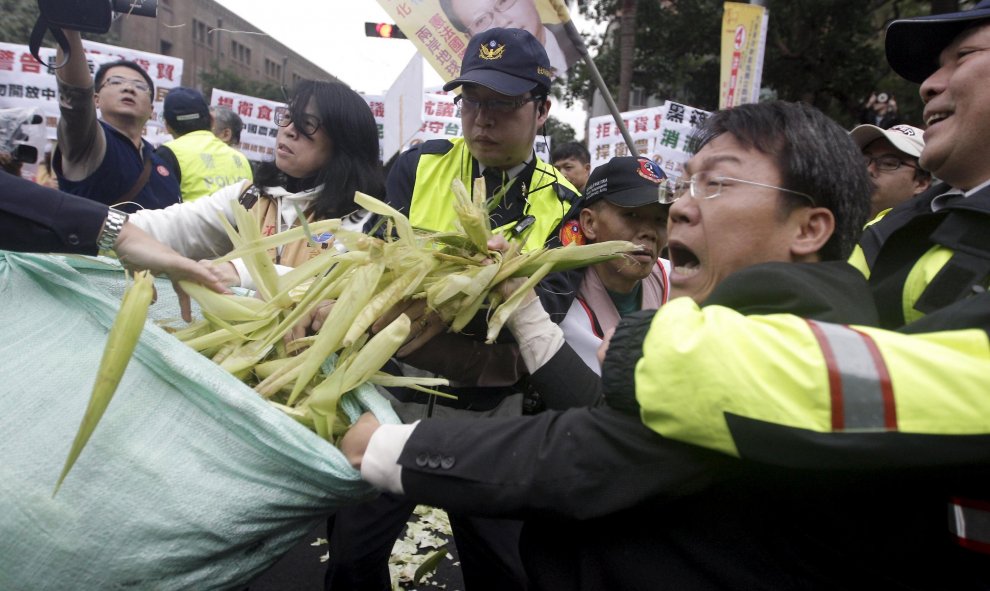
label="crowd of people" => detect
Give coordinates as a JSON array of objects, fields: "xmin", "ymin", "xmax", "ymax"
[{"xmin": 3, "ymin": 1, "xmax": 990, "ymax": 589}]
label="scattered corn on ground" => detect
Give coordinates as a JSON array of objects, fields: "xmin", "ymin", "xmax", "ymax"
[{"xmin": 58, "ymin": 182, "xmax": 639, "ymax": 488}]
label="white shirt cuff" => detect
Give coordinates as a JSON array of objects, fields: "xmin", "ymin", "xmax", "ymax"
[
  {"xmin": 361, "ymin": 422, "xmax": 418, "ymax": 494},
  {"xmin": 507, "ymin": 295, "xmax": 564, "ymax": 371},
  {"xmin": 229, "ymin": 258, "xmax": 253, "ymax": 291}
]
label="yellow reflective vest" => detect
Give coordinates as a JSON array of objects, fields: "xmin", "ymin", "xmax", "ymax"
[
  {"xmin": 406, "ymin": 137, "xmax": 578, "ymax": 252},
  {"xmin": 633, "ymin": 297, "xmax": 990, "ymax": 460},
  {"xmin": 163, "ymin": 130, "xmax": 253, "ymax": 202},
  {"xmin": 850, "ymin": 182, "xmax": 990, "ymax": 328}
]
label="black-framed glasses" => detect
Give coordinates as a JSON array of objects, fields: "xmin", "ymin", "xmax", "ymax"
[
  {"xmin": 864, "ymin": 155, "xmax": 917, "ymax": 172},
  {"xmin": 454, "ymin": 94, "xmax": 542, "ymax": 114},
  {"xmin": 466, "ymin": 0, "xmax": 519, "ymax": 34},
  {"xmin": 274, "ymin": 110, "xmax": 322, "ymax": 136},
  {"xmin": 658, "ymin": 171, "xmax": 817, "ymax": 206},
  {"xmin": 98, "ymin": 75, "xmax": 151, "ymax": 94}
]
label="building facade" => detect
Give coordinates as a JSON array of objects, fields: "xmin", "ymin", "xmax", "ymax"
[{"xmin": 110, "ymin": 0, "xmax": 339, "ymax": 92}]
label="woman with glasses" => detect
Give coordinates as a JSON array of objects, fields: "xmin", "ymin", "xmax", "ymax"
[{"xmin": 128, "ymin": 80, "xmax": 384, "ymax": 291}]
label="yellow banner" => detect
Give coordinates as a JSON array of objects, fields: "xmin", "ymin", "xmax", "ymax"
[
  {"xmin": 719, "ymin": 2, "xmax": 769, "ymax": 109},
  {"xmin": 375, "ymin": 0, "xmax": 579, "ymax": 83}
]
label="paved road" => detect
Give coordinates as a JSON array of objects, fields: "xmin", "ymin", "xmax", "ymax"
[{"xmin": 245, "ymin": 511, "xmax": 464, "ymax": 590}]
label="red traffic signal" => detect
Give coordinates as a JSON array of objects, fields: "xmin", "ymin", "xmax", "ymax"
[{"xmin": 365, "ymin": 22, "xmax": 407, "ymax": 39}]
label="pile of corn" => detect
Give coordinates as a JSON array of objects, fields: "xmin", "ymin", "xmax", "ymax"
[{"xmin": 57, "ymin": 180, "xmax": 638, "ymax": 489}]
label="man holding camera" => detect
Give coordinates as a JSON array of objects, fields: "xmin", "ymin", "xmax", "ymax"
[
  {"xmin": 859, "ymin": 91, "xmax": 902, "ymax": 130},
  {"xmin": 52, "ymin": 29, "xmax": 180, "ymax": 213}
]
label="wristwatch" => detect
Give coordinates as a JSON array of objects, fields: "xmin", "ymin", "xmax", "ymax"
[{"xmin": 97, "ymin": 207, "xmax": 129, "ymax": 252}]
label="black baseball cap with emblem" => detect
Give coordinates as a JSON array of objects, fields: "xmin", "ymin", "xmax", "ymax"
[
  {"xmin": 163, "ymin": 87, "xmax": 210, "ymax": 128},
  {"xmin": 885, "ymin": 0, "xmax": 990, "ymax": 83},
  {"xmin": 583, "ymin": 156, "xmax": 668, "ymax": 208},
  {"xmin": 443, "ymin": 27, "xmax": 553, "ymax": 96}
]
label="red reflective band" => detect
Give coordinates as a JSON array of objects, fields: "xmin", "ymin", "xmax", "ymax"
[
  {"xmin": 658, "ymin": 260, "xmax": 670, "ymax": 305},
  {"xmin": 949, "ymin": 497, "xmax": 990, "ymax": 555},
  {"xmin": 805, "ymin": 321, "xmax": 898, "ymax": 432},
  {"xmin": 806, "ymin": 320, "xmax": 845, "ymax": 430},
  {"xmin": 575, "ymin": 297, "xmax": 603, "ymax": 339}
]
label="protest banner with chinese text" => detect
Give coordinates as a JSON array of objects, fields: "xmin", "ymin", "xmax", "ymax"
[
  {"xmin": 210, "ymin": 88, "xmax": 285, "ymax": 162},
  {"xmin": 587, "ymin": 101, "xmax": 710, "ymax": 179},
  {"xmin": 719, "ymin": 2, "xmax": 769, "ymax": 109},
  {"xmin": 0, "ymin": 40, "xmax": 183, "ymax": 144}
]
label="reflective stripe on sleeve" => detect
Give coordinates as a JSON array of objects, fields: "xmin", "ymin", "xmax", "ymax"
[
  {"xmin": 805, "ymin": 321, "xmax": 897, "ymax": 431},
  {"xmin": 949, "ymin": 497, "xmax": 990, "ymax": 555}
]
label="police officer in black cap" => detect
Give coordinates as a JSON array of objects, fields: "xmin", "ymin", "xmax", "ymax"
[{"xmin": 326, "ymin": 28, "xmax": 581, "ymax": 591}]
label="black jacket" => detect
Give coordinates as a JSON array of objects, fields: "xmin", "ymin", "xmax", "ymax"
[
  {"xmin": 1, "ymin": 170, "xmax": 107, "ymax": 254},
  {"xmin": 396, "ymin": 259, "xmax": 990, "ymax": 589}
]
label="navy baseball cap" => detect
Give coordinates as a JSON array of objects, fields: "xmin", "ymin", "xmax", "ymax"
[
  {"xmin": 443, "ymin": 28, "xmax": 553, "ymax": 96},
  {"xmin": 886, "ymin": 0, "xmax": 990, "ymax": 83},
  {"xmin": 583, "ymin": 156, "xmax": 668, "ymax": 208},
  {"xmin": 163, "ymin": 87, "xmax": 210, "ymax": 127}
]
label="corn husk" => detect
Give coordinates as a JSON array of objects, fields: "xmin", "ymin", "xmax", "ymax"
[
  {"xmin": 61, "ymin": 181, "xmax": 640, "ymax": 483},
  {"xmin": 54, "ymin": 270, "xmax": 154, "ymax": 495}
]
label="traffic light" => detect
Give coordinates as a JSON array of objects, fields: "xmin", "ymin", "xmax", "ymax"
[{"xmin": 365, "ymin": 22, "xmax": 407, "ymax": 39}]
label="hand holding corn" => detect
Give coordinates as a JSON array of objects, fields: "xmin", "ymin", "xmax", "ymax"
[
  {"xmin": 113, "ymin": 222, "xmax": 232, "ymax": 322},
  {"xmin": 58, "ymin": 187, "xmax": 641, "ymax": 491}
]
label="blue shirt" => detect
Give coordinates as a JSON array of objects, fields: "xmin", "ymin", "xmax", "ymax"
[{"xmin": 56, "ymin": 121, "xmax": 180, "ymax": 213}]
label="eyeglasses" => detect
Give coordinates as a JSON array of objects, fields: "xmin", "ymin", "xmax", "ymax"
[
  {"xmin": 465, "ymin": 0, "xmax": 519, "ymax": 34},
  {"xmin": 274, "ymin": 110, "xmax": 322, "ymax": 136},
  {"xmin": 454, "ymin": 94, "xmax": 542, "ymax": 114},
  {"xmin": 98, "ymin": 75, "xmax": 151, "ymax": 94},
  {"xmin": 864, "ymin": 155, "xmax": 917, "ymax": 172},
  {"xmin": 658, "ymin": 171, "xmax": 817, "ymax": 206}
]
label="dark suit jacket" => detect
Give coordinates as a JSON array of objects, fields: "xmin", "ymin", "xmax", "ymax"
[
  {"xmin": 394, "ymin": 260, "xmax": 990, "ymax": 589},
  {"xmin": 396, "ymin": 260, "xmax": 878, "ymax": 517},
  {"xmin": 1, "ymin": 170, "xmax": 106, "ymax": 255}
]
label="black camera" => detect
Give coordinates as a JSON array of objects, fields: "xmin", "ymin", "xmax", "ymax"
[
  {"xmin": 37, "ymin": 0, "xmax": 158, "ymax": 35},
  {"xmin": 0, "ymin": 110, "xmax": 45, "ymax": 165},
  {"xmin": 30, "ymin": 0, "xmax": 158, "ymax": 67}
]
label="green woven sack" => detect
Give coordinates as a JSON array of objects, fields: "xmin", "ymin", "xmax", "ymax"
[{"xmin": 0, "ymin": 252, "xmax": 398, "ymax": 590}]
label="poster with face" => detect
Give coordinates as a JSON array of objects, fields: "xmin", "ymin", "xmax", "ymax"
[{"xmin": 376, "ymin": 0, "xmax": 580, "ymax": 83}]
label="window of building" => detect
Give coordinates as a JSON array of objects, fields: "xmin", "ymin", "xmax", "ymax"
[
  {"xmin": 232, "ymin": 40, "xmax": 251, "ymax": 65},
  {"xmin": 193, "ymin": 19, "xmax": 213, "ymax": 48},
  {"xmin": 264, "ymin": 58, "xmax": 283, "ymax": 80},
  {"xmin": 160, "ymin": 40, "xmax": 172, "ymax": 56}
]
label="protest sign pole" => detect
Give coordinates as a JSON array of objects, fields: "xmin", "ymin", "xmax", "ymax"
[{"xmin": 550, "ymin": 0, "xmax": 638, "ymax": 157}]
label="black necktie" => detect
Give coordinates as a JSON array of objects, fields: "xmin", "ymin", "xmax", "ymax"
[{"xmin": 483, "ymin": 167, "xmax": 504, "ymax": 199}]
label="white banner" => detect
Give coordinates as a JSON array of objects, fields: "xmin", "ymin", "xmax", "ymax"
[
  {"xmin": 211, "ymin": 88, "xmax": 286, "ymax": 162},
  {"xmin": 383, "ymin": 53, "xmax": 424, "ymax": 163},
  {"xmin": 587, "ymin": 101, "xmax": 711, "ymax": 180},
  {"xmin": 362, "ymin": 94, "xmax": 386, "ymax": 162},
  {"xmin": 0, "ymin": 40, "xmax": 183, "ymax": 144}
]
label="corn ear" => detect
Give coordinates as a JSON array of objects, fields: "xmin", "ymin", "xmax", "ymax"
[
  {"xmin": 354, "ymin": 191, "xmax": 415, "ymax": 244},
  {"xmin": 451, "ymin": 178, "xmax": 491, "ymax": 253},
  {"xmin": 306, "ymin": 314, "xmax": 411, "ymax": 420},
  {"xmin": 54, "ymin": 271, "xmax": 155, "ymax": 495},
  {"xmin": 287, "ymin": 261, "xmax": 384, "ymax": 404},
  {"xmin": 179, "ymin": 281, "xmax": 268, "ymax": 322},
  {"xmin": 487, "ymin": 259, "xmax": 555, "ymax": 343}
]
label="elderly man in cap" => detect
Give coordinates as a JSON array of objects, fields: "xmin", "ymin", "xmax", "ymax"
[
  {"xmin": 325, "ymin": 28, "xmax": 579, "ymax": 591},
  {"xmin": 538, "ymin": 155, "xmax": 670, "ymax": 372},
  {"xmin": 156, "ymin": 88, "xmax": 252, "ymax": 203},
  {"xmin": 850, "ymin": 123, "xmax": 932, "ymax": 218},
  {"xmin": 855, "ymin": 0, "xmax": 990, "ymax": 329}
]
